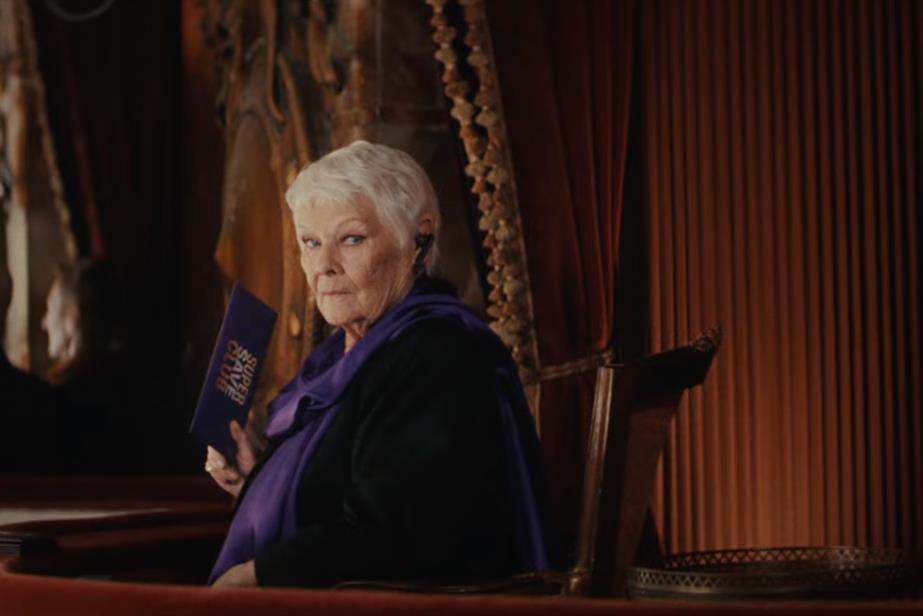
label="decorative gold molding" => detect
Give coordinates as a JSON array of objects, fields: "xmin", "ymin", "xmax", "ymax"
[
  {"xmin": 0, "ymin": 0, "xmax": 77, "ymax": 369},
  {"xmin": 17, "ymin": 1, "xmax": 77, "ymax": 264},
  {"xmin": 198, "ymin": 0, "xmax": 318, "ymax": 424},
  {"xmin": 426, "ymin": 0, "xmax": 544, "ymax": 418}
]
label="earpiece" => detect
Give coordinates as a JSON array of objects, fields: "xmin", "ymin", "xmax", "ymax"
[
  {"xmin": 413, "ymin": 234, "xmax": 435, "ymax": 272},
  {"xmin": 415, "ymin": 233, "xmax": 434, "ymax": 252}
]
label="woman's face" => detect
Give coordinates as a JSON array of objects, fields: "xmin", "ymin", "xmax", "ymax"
[{"xmin": 293, "ymin": 196, "xmax": 414, "ymax": 341}]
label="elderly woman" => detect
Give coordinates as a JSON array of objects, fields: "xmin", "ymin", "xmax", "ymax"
[{"xmin": 206, "ymin": 140, "xmax": 550, "ymax": 588}]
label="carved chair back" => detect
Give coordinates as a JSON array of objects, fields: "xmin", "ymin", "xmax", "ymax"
[{"xmin": 564, "ymin": 329, "xmax": 721, "ymax": 597}]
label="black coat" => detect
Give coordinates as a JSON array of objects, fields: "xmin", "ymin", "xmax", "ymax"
[{"xmin": 252, "ymin": 319, "xmax": 524, "ymax": 587}]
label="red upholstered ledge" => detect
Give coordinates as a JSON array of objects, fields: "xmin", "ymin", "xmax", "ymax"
[{"xmin": 1, "ymin": 573, "xmax": 923, "ymax": 616}]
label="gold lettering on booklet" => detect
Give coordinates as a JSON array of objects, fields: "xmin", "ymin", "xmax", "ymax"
[{"xmin": 215, "ymin": 340, "xmax": 258, "ymax": 405}]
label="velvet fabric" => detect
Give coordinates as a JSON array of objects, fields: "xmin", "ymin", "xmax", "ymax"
[
  {"xmin": 485, "ymin": 0, "xmax": 637, "ymax": 544},
  {"xmin": 209, "ymin": 280, "xmax": 549, "ymax": 582},
  {"xmin": 31, "ymin": 2, "xmax": 196, "ymax": 472},
  {"xmin": 639, "ymin": 0, "xmax": 923, "ymax": 553}
]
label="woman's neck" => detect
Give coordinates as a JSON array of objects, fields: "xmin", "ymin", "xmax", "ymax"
[
  {"xmin": 342, "ymin": 321, "xmax": 368, "ymax": 354},
  {"xmin": 340, "ymin": 275, "xmax": 418, "ymax": 354}
]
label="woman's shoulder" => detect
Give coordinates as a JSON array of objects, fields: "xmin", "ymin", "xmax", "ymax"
[
  {"xmin": 384, "ymin": 317, "xmax": 481, "ymax": 363},
  {"xmin": 350, "ymin": 315, "xmax": 503, "ymax": 432},
  {"xmin": 351, "ymin": 316, "xmax": 492, "ymax": 394}
]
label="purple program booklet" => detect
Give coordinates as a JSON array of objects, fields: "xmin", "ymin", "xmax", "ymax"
[{"xmin": 189, "ymin": 282, "xmax": 277, "ymax": 459}]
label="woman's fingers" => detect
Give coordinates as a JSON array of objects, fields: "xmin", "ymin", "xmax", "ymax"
[
  {"xmin": 204, "ymin": 446, "xmax": 243, "ymax": 496},
  {"xmin": 230, "ymin": 420, "xmax": 257, "ymax": 476},
  {"xmin": 214, "ymin": 467, "xmax": 242, "ymax": 486},
  {"xmin": 207, "ymin": 417, "xmax": 264, "ymax": 493},
  {"xmin": 229, "ymin": 420, "xmax": 247, "ymax": 447},
  {"xmin": 204, "ymin": 460, "xmax": 243, "ymax": 497},
  {"xmin": 206, "ymin": 446, "xmax": 229, "ymax": 469}
]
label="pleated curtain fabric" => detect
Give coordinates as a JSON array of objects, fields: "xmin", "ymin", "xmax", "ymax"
[
  {"xmin": 487, "ymin": 0, "xmax": 635, "ymax": 543},
  {"xmin": 642, "ymin": 0, "xmax": 923, "ymax": 553}
]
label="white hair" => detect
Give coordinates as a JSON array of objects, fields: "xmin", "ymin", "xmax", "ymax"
[{"xmin": 285, "ymin": 140, "xmax": 440, "ymax": 273}]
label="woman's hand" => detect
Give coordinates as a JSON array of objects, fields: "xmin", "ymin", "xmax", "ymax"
[
  {"xmin": 212, "ymin": 560, "xmax": 257, "ymax": 588},
  {"xmin": 229, "ymin": 419, "xmax": 260, "ymax": 476},
  {"xmin": 204, "ymin": 416, "xmax": 264, "ymax": 497},
  {"xmin": 205, "ymin": 445, "xmax": 244, "ymax": 497}
]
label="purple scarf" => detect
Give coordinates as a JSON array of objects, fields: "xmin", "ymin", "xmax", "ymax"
[{"xmin": 209, "ymin": 281, "xmax": 550, "ymax": 582}]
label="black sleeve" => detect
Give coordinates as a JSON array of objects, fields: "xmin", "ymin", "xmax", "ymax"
[{"xmin": 253, "ymin": 321, "xmax": 514, "ymax": 587}]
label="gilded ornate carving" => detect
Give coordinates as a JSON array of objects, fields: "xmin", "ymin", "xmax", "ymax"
[
  {"xmin": 303, "ymin": 0, "xmax": 379, "ymax": 146},
  {"xmin": 198, "ymin": 0, "xmax": 318, "ymax": 423},
  {"xmin": 260, "ymin": 0, "xmax": 286, "ymax": 125},
  {"xmin": 198, "ymin": 0, "xmax": 491, "ymax": 421},
  {"xmin": 0, "ymin": 0, "xmax": 77, "ymax": 369},
  {"xmin": 426, "ymin": 0, "xmax": 543, "ymax": 410},
  {"xmin": 306, "ymin": 0, "xmax": 340, "ymax": 90},
  {"xmin": 0, "ymin": 0, "xmax": 75, "ymax": 262}
]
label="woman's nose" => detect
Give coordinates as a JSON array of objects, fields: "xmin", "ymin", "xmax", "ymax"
[{"xmin": 306, "ymin": 243, "xmax": 339, "ymax": 276}]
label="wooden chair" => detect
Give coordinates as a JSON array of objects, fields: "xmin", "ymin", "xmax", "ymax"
[{"xmin": 563, "ymin": 328, "xmax": 721, "ymax": 597}]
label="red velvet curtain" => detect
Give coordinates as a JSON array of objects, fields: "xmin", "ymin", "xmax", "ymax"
[
  {"xmin": 643, "ymin": 0, "xmax": 923, "ymax": 553},
  {"xmin": 31, "ymin": 2, "xmax": 200, "ymax": 471},
  {"xmin": 32, "ymin": 2, "xmax": 183, "ymax": 272},
  {"xmin": 486, "ymin": 0, "xmax": 636, "ymax": 543}
]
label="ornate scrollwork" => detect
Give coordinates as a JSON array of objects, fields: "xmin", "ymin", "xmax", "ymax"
[{"xmin": 197, "ymin": 0, "xmax": 319, "ymax": 421}]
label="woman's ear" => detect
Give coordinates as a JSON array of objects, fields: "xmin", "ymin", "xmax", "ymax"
[{"xmin": 416, "ymin": 213, "xmax": 435, "ymax": 237}]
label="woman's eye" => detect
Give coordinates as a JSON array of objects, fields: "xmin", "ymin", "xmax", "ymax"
[
  {"xmin": 301, "ymin": 238, "xmax": 320, "ymax": 249},
  {"xmin": 342, "ymin": 235, "xmax": 365, "ymax": 246}
]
